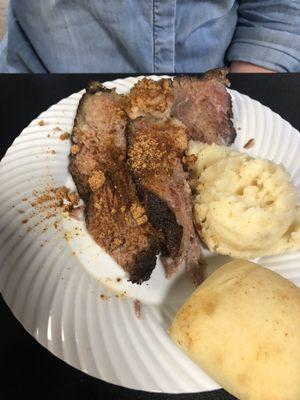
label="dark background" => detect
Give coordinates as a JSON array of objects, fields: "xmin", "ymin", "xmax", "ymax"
[{"xmin": 0, "ymin": 73, "xmax": 299, "ymax": 400}]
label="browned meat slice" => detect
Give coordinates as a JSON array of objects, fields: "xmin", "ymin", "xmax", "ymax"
[
  {"xmin": 69, "ymin": 82, "xmax": 159, "ymax": 283},
  {"xmin": 127, "ymin": 117, "xmax": 202, "ymax": 283},
  {"xmin": 125, "ymin": 77, "xmax": 173, "ymax": 120},
  {"xmin": 171, "ymin": 68, "xmax": 236, "ymax": 145},
  {"xmin": 126, "ymin": 69, "xmax": 236, "ymax": 145}
]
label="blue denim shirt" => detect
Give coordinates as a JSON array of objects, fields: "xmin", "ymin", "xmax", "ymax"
[{"xmin": 0, "ymin": 0, "xmax": 299, "ymax": 73}]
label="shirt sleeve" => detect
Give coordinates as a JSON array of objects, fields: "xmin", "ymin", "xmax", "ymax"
[{"xmin": 226, "ymin": 0, "xmax": 300, "ymax": 72}]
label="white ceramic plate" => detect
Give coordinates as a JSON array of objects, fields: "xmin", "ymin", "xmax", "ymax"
[{"xmin": 0, "ymin": 76, "xmax": 300, "ymax": 393}]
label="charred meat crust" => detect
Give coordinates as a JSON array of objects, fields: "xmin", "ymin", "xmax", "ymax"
[
  {"xmin": 69, "ymin": 93, "xmax": 90, "ymax": 200},
  {"xmin": 172, "ymin": 67, "xmax": 230, "ymax": 85},
  {"xmin": 129, "ymin": 237, "xmax": 159, "ymax": 284},
  {"xmin": 227, "ymin": 95, "xmax": 236, "ymax": 144},
  {"xmin": 198, "ymin": 67, "xmax": 230, "ymax": 84},
  {"xmin": 86, "ymin": 81, "xmax": 113, "ymax": 94},
  {"xmin": 133, "ymin": 178, "xmax": 183, "ymax": 258}
]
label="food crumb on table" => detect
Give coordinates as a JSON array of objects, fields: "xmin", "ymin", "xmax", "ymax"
[
  {"xmin": 134, "ymin": 299, "xmax": 141, "ymax": 319},
  {"xmin": 115, "ymin": 291, "xmax": 127, "ymax": 298},
  {"xmin": 243, "ymin": 138, "xmax": 255, "ymax": 149},
  {"xmin": 59, "ymin": 132, "xmax": 70, "ymax": 141},
  {"xmin": 23, "ymin": 186, "xmax": 82, "ymax": 235}
]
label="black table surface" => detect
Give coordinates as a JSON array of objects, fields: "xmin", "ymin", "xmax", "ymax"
[{"xmin": 0, "ymin": 73, "xmax": 300, "ymax": 400}]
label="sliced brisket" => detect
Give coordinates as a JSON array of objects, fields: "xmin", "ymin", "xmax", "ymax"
[
  {"xmin": 127, "ymin": 117, "xmax": 202, "ymax": 283},
  {"xmin": 125, "ymin": 68, "xmax": 236, "ymax": 145},
  {"xmin": 171, "ymin": 68, "xmax": 236, "ymax": 145},
  {"xmin": 69, "ymin": 69, "xmax": 236, "ymax": 286},
  {"xmin": 69, "ymin": 82, "xmax": 159, "ymax": 283}
]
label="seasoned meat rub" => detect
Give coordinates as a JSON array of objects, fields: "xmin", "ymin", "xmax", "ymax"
[
  {"xmin": 127, "ymin": 117, "xmax": 202, "ymax": 283},
  {"xmin": 69, "ymin": 82, "xmax": 159, "ymax": 283},
  {"xmin": 125, "ymin": 77, "xmax": 173, "ymax": 120}
]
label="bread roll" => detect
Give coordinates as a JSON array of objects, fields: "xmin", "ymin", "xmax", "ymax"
[{"xmin": 170, "ymin": 260, "xmax": 300, "ymax": 400}]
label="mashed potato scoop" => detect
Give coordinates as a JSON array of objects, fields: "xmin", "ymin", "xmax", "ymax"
[{"xmin": 188, "ymin": 142, "xmax": 300, "ymax": 258}]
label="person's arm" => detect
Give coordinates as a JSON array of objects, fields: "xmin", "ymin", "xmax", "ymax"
[
  {"xmin": 230, "ymin": 61, "xmax": 274, "ymax": 73},
  {"xmin": 227, "ymin": 0, "xmax": 300, "ymax": 72}
]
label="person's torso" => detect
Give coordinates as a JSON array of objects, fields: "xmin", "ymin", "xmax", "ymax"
[{"xmin": 3, "ymin": 0, "xmax": 238, "ymax": 72}]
